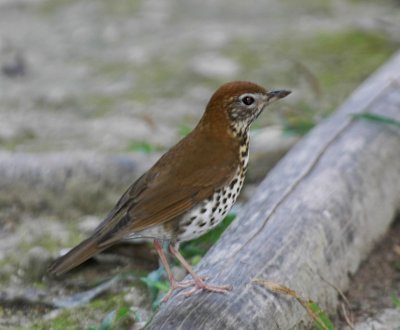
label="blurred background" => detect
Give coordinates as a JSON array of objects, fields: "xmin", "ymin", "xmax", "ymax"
[
  {"xmin": 1, "ymin": 0, "xmax": 399, "ymax": 152},
  {"xmin": 0, "ymin": 0, "xmax": 399, "ymax": 328}
]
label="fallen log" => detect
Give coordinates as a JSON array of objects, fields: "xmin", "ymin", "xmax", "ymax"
[
  {"xmin": 0, "ymin": 152, "xmax": 154, "ymax": 215},
  {"xmin": 147, "ymin": 52, "xmax": 400, "ymax": 329}
]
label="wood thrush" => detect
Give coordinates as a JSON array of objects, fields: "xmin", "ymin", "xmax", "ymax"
[{"xmin": 49, "ymin": 81, "xmax": 290, "ymax": 300}]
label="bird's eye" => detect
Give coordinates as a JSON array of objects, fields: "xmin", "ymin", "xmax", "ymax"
[{"xmin": 241, "ymin": 95, "xmax": 255, "ymax": 106}]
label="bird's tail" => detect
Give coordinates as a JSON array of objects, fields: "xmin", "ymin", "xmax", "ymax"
[{"xmin": 48, "ymin": 237, "xmax": 107, "ymax": 276}]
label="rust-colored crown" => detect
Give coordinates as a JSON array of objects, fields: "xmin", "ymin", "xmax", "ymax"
[{"xmin": 199, "ymin": 81, "xmax": 290, "ymax": 135}]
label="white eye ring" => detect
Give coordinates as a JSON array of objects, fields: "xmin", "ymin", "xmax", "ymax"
[{"xmin": 240, "ymin": 95, "xmax": 255, "ymax": 106}]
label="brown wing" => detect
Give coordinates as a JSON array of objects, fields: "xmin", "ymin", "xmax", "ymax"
[{"xmin": 95, "ymin": 128, "xmax": 239, "ymax": 247}]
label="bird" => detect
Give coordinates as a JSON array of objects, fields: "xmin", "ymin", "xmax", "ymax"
[{"xmin": 48, "ymin": 81, "xmax": 291, "ymax": 301}]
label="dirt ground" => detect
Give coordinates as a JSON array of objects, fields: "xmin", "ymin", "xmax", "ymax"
[{"xmin": 333, "ymin": 217, "xmax": 400, "ymax": 329}]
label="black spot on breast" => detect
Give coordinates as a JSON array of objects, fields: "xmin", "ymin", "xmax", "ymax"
[
  {"xmin": 199, "ymin": 222, "xmax": 206, "ymax": 227},
  {"xmin": 200, "ymin": 208, "xmax": 207, "ymax": 214},
  {"xmin": 210, "ymin": 217, "xmax": 215, "ymax": 224},
  {"xmin": 228, "ymin": 193, "xmax": 232, "ymax": 198},
  {"xmin": 190, "ymin": 216, "xmax": 197, "ymax": 221},
  {"xmin": 223, "ymin": 198, "xmax": 228, "ymax": 204},
  {"xmin": 241, "ymin": 151, "xmax": 247, "ymax": 158},
  {"xmin": 212, "ymin": 206, "xmax": 217, "ymax": 212}
]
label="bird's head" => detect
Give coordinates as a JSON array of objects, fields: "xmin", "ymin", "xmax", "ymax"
[{"xmin": 202, "ymin": 81, "xmax": 291, "ymax": 134}]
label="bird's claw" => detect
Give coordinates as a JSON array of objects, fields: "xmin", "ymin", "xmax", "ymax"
[
  {"xmin": 160, "ymin": 276, "xmax": 229, "ymax": 302},
  {"xmin": 178, "ymin": 282, "xmax": 232, "ymax": 298},
  {"xmin": 179, "ymin": 275, "xmax": 207, "ymax": 286}
]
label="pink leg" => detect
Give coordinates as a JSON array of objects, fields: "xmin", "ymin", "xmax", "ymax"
[
  {"xmin": 169, "ymin": 244, "xmax": 232, "ymax": 297},
  {"xmin": 153, "ymin": 240, "xmax": 195, "ymax": 302}
]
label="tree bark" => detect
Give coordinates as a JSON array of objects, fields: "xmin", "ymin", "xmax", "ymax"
[{"xmin": 147, "ymin": 53, "xmax": 400, "ymax": 329}]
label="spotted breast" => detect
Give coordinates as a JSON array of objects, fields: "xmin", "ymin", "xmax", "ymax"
[{"xmin": 172, "ymin": 132, "xmax": 249, "ymax": 242}]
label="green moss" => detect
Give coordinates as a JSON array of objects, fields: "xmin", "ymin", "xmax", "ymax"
[
  {"xmin": 124, "ymin": 59, "xmax": 195, "ymax": 100},
  {"xmin": 26, "ymin": 293, "xmax": 135, "ymax": 330},
  {"xmin": 18, "ymin": 229, "xmax": 84, "ymax": 255},
  {"xmin": 38, "ymin": 0, "xmax": 143, "ymax": 14},
  {"xmin": 89, "ymin": 293, "xmax": 126, "ymax": 311},
  {"xmin": 223, "ymin": 39, "xmax": 265, "ymax": 72},
  {"xmin": 272, "ymin": 29, "xmax": 398, "ymax": 134},
  {"xmin": 282, "ymin": 0, "xmax": 334, "ymax": 15},
  {"xmin": 181, "ymin": 213, "xmax": 237, "ymax": 259},
  {"xmin": 91, "ymin": 61, "xmax": 132, "ymax": 79},
  {"xmin": 38, "ymin": 0, "xmax": 80, "ymax": 13},
  {"xmin": 127, "ymin": 141, "xmax": 163, "ymax": 153},
  {"xmin": 34, "ymin": 312, "xmax": 80, "ymax": 330},
  {"xmin": 299, "ymin": 30, "xmax": 396, "ymax": 89},
  {"xmin": 229, "ymin": 29, "xmax": 395, "ymax": 100},
  {"xmin": 80, "ymin": 95, "xmax": 120, "ymax": 118},
  {"xmin": 36, "ymin": 233, "xmax": 65, "ymax": 252},
  {"xmin": 225, "ymin": 29, "xmax": 396, "ymax": 134},
  {"xmin": 101, "ymin": 0, "xmax": 144, "ymax": 15},
  {"xmin": 288, "ymin": 30, "xmax": 396, "ymax": 108},
  {"xmin": 90, "ymin": 53, "xmax": 217, "ymax": 106},
  {"xmin": 0, "ymin": 257, "xmax": 14, "ymax": 284},
  {"xmin": 0, "ymin": 128, "xmax": 37, "ymax": 151},
  {"xmin": 177, "ymin": 124, "xmax": 193, "ymax": 137}
]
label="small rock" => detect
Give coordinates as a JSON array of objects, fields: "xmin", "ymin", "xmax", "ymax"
[
  {"xmin": 1, "ymin": 53, "xmax": 26, "ymax": 78},
  {"xmin": 20, "ymin": 246, "xmax": 52, "ymax": 281},
  {"xmin": 0, "ymin": 264, "xmax": 14, "ymax": 278},
  {"xmin": 191, "ymin": 53, "xmax": 240, "ymax": 78}
]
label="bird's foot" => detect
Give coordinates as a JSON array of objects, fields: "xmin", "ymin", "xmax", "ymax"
[
  {"xmin": 166, "ymin": 244, "xmax": 231, "ymax": 298},
  {"xmin": 179, "ymin": 278, "xmax": 232, "ymax": 298},
  {"xmin": 178, "ymin": 275, "xmax": 207, "ymax": 287},
  {"xmin": 161, "ymin": 276, "xmax": 207, "ymax": 303}
]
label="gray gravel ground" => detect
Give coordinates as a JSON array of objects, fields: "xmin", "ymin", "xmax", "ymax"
[{"xmin": 0, "ymin": 0, "xmax": 396, "ymax": 153}]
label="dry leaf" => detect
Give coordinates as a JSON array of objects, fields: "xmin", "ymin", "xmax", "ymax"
[{"xmin": 253, "ymin": 278, "xmax": 330, "ymax": 330}]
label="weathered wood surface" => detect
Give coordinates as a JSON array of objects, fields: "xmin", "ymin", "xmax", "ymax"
[{"xmin": 147, "ymin": 53, "xmax": 400, "ymax": 329}]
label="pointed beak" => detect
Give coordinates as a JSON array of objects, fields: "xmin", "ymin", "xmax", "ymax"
[{"xmin": 266, "ymin": 90, "xmax": 291, "ymax": 102}]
